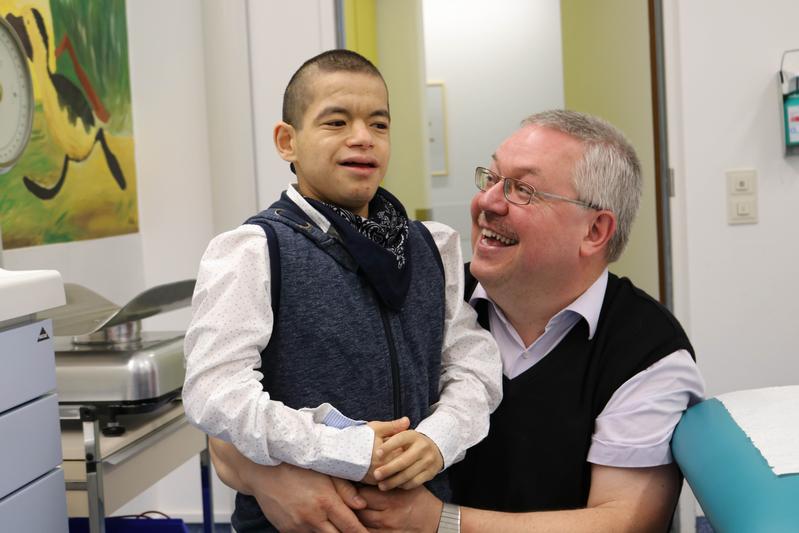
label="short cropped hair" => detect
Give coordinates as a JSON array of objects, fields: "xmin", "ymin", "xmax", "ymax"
[
  {"xmin": 521, "ymin": 110, "xmax": 642, "ymax": 263},
  {"xmin": 282, "ymin": 49, "xmax": 386, "ymax": 128}
]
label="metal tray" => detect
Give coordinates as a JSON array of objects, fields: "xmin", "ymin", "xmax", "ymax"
[{"xmin": 39, "ymin": 279, "xmax": 195, "ymax": 338}]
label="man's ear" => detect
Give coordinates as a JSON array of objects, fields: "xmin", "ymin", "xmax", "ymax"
[
  {"xmin": 580, "ymin": 210, "xmax": 617, "ymax": 258},
  {"xmin": 273, "ymin": 121, "xmax": 297, "ymax": 162}
]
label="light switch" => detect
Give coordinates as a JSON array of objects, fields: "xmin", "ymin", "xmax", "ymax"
[
  {"xmin": 736, "ymin": 201, "xmax": 750, "ymax": 216},
  {"xmin": 735, "ymin": 178, "xmax": 749, "ymax": 192},
  {"xmin": 726, "ymin": 169, "xmax": 758, "ymax": 225},
  {"xmin": 727, "ymin": 169, "xmax": 757, "ymax": 195}
]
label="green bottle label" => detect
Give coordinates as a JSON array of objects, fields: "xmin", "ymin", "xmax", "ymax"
[{"xmin": 785, "ymin": 94, "xmax": 799, "ymax": 146}]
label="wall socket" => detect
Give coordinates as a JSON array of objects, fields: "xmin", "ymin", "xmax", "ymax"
[{"xmin": 726, "ymin": 169, "xmax": 758, "ymax": 225}]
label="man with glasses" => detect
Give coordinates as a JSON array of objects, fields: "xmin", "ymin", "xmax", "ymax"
[
  {"xmin": 354, "ymin": 110, "xmax": 704, "ymax": 532},
  {"xmin": 209, "ymin": 110, "xmax": 704, "ymax": 532}
]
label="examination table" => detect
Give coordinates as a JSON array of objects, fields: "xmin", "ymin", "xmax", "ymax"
[{"xmin": 671, "ymin": 387, "xmax": 799, "ymax": 533}]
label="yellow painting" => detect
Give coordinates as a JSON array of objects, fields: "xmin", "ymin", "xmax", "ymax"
[{"xmin": 0, "ymin": 0, "xmax": 137, "ymax": 249}]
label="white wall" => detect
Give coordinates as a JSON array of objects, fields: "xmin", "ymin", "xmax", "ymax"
[
  {"xmin": 665, "ymin": 0, "xmax": 799, "ymax": 399},
  {"xmin": 422, "ymin": 0, "xmax": 564, "ymax": 257},
  {"xmin": 249, "ymin": 0, "xmax": 337, "ymax": 210},
  {"xmin": 203, "ymin": 0, "xmax": 259, "ymax": 235}
]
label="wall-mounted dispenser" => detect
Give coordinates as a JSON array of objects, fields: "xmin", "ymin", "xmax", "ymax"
[{"xmin": 779, "ymin": 49, "xmax": 799, "ymax": 156}]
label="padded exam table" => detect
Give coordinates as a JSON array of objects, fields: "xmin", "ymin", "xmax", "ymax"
[{"xmin": 672, "ymin": 388, "xmax": 799, "ymax": 533}]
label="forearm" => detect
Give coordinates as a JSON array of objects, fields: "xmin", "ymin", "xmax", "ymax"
[
  {"xmin": 357, "ymin": 488, "xmax": 665, "ymax": 533},
  {"xmin": 186, "ymin": 380, "xmax": 375, "ymax": 479},
  {"xmin": 209, "ymin": 437, "xmax": 337, "ymax": 500},
  {"xmin": 208, "ymin": 437, "xmax": 256, "ymax": 495},
  {"xmin": 460, "ymin": 505, "xmax": 662, "ymax": 533},
  {"xmin": 419, "ymin": 324, "xmax": 502, "ymax": 466},
  {"xmin": 209, "ymin": 438, "xmax": 370, "ymax": 533},
  {"xmin": 358, "ymin": 460, "xmax": 679, "ymax": 533},
  {"xmin": 461, "ymin": 464, "xmax": 679, "ymax": 533}
]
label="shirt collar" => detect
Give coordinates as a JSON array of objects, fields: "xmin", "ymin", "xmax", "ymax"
[
  {"xmin": 562, "ymin": 268, "xmax": 607, "ymax": 339},
  {"xmin": 286, "ymin": 183, "xmax": 331, "ymax": 232},
  {"xmin": 469, "ymin": 268, "xmax": 608, "ymax": 340}
]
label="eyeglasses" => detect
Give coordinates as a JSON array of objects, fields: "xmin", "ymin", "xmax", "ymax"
[{"xmin": 474, "ymin": 167, "xmax": 599, "ymax": 209}]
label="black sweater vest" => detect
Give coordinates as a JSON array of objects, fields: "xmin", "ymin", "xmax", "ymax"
[{"xmin": 449, "ymin": 269, "xmax": 694, "ymax": 512}]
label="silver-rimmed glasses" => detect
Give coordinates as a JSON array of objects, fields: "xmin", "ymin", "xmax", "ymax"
[{"xmin": 474, "ymin": 167, "xmax": 598, "ymax": 209}]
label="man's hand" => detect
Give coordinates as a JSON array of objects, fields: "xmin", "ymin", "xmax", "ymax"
[
  {"xmin": 356, "ymin": 485, "xmax": 443, "ymax": 532},
  {"xmin": 242, "ymin": 462, "xmax": 368, "ymax": 533},
  {"xmin": 372, "ymin": 430, "xmax": 444, "ymax": 490},
  {"xmin": 362, "ymin": 417, "xmax": 411, "ymax": 485},
  {"xmin": 356, "ymin": 463, "xmax": 684, "ymax": 533},
  {"xmin": 208, "ymin": 437, "xmax": 368, "ymax": 533}
]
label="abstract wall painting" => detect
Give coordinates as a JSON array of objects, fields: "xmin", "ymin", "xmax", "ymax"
[{"xmin": 0, "ymin": 0, "xmax": 138, "ymax": 249}]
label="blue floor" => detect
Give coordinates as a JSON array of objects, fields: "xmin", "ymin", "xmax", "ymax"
[{"xmin": 185, "ymin": 525, "xmax": 232, "ymax": 533}]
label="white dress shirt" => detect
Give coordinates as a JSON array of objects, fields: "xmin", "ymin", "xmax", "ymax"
[
  {"xmin": 470, "ymin": 269, "xmax": 705, "ymax": 467},
  {"xmin": 183, "ymin": 185, "xmax": 503, "ymax": 481}
]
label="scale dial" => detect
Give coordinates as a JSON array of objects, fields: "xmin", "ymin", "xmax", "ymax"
[{"xmin": 0, "ymin": 16, "xmax": 33, "ymax": 174}]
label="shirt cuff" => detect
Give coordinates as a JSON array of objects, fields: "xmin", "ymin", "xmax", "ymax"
[
  {"xmin": 415, "ymin": 410, "xmax": 459, "ymax": 469},
  {"xmin": 317, "ymin": 404, "xmax": 367, "ymax": 429},
  {"xmin": 587, "ymin": 436, "xmax": 673, "ymax": 467},
  {"xmin": 314, "ymin": 423, "xmax": 374, "ymax": 481}
]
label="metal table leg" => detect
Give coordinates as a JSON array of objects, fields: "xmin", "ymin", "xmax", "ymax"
[
  {"xmin": 200, "ymin": 437, "xmax": 215, "ymax": 533},
  {"xmin": 80, "ymin": 407, "xmax": 106, "ymax": 533}
]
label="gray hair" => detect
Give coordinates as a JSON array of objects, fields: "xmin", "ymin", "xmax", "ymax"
[{"xmin": 521, "ymin": 109, "xmax": 641, "ymax": 262}]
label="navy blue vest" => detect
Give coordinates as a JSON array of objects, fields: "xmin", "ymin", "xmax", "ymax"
[{"xmin": 232, "ymin": 205, "xmax": 449, "ymax": 532}]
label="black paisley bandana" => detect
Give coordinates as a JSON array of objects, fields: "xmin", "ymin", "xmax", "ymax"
[
  {"xmin": 319, "ymin": 193, "xmax": 409, "ymax": 270},
  {"xmin": 306, "ymin": 188, "xmax": 412, "ymax": 310}
]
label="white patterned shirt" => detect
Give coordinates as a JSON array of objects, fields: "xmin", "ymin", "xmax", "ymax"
[{"xmin": 183, "ymin": 185, "xmax": 503, "ymax": 481}]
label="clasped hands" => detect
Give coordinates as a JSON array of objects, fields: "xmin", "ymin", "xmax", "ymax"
[
  {"xmin": 361, "ymin": 416, "xmax": 444, "ymax": 491},
  {"xmin": 218, "ymin": 416, "xmax": 443, "ymax": 532}
]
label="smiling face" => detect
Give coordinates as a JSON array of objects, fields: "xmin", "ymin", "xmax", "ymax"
[
  {"xmin": 470, "ymin": 125, "xmax": 595, "ymax": 296},
  {"xmin": 274, "ymin": 70, "xmax": 390, "ymax": 217}
]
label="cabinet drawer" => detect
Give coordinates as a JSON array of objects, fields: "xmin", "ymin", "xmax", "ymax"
[
  {"xmin": 0, "ymin": 468, "xmax": 68, "ymax": 533},
  {"xmin": 0, "ymin": 393, "xmax": 63, "ymax": 500},
  {"xmin": 0, "ymin": 319, "xmax": 56, "ymax": 413}
]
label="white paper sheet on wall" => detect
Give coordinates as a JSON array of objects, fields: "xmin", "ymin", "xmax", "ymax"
[{"xmin": 717, "ymin": 385, "xmax": 799, "ymax": 476}]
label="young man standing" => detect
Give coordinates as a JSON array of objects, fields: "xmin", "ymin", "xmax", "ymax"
[{"xmin": 183, "ymin": 50, "xmax": 501, "ymax": 532}]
